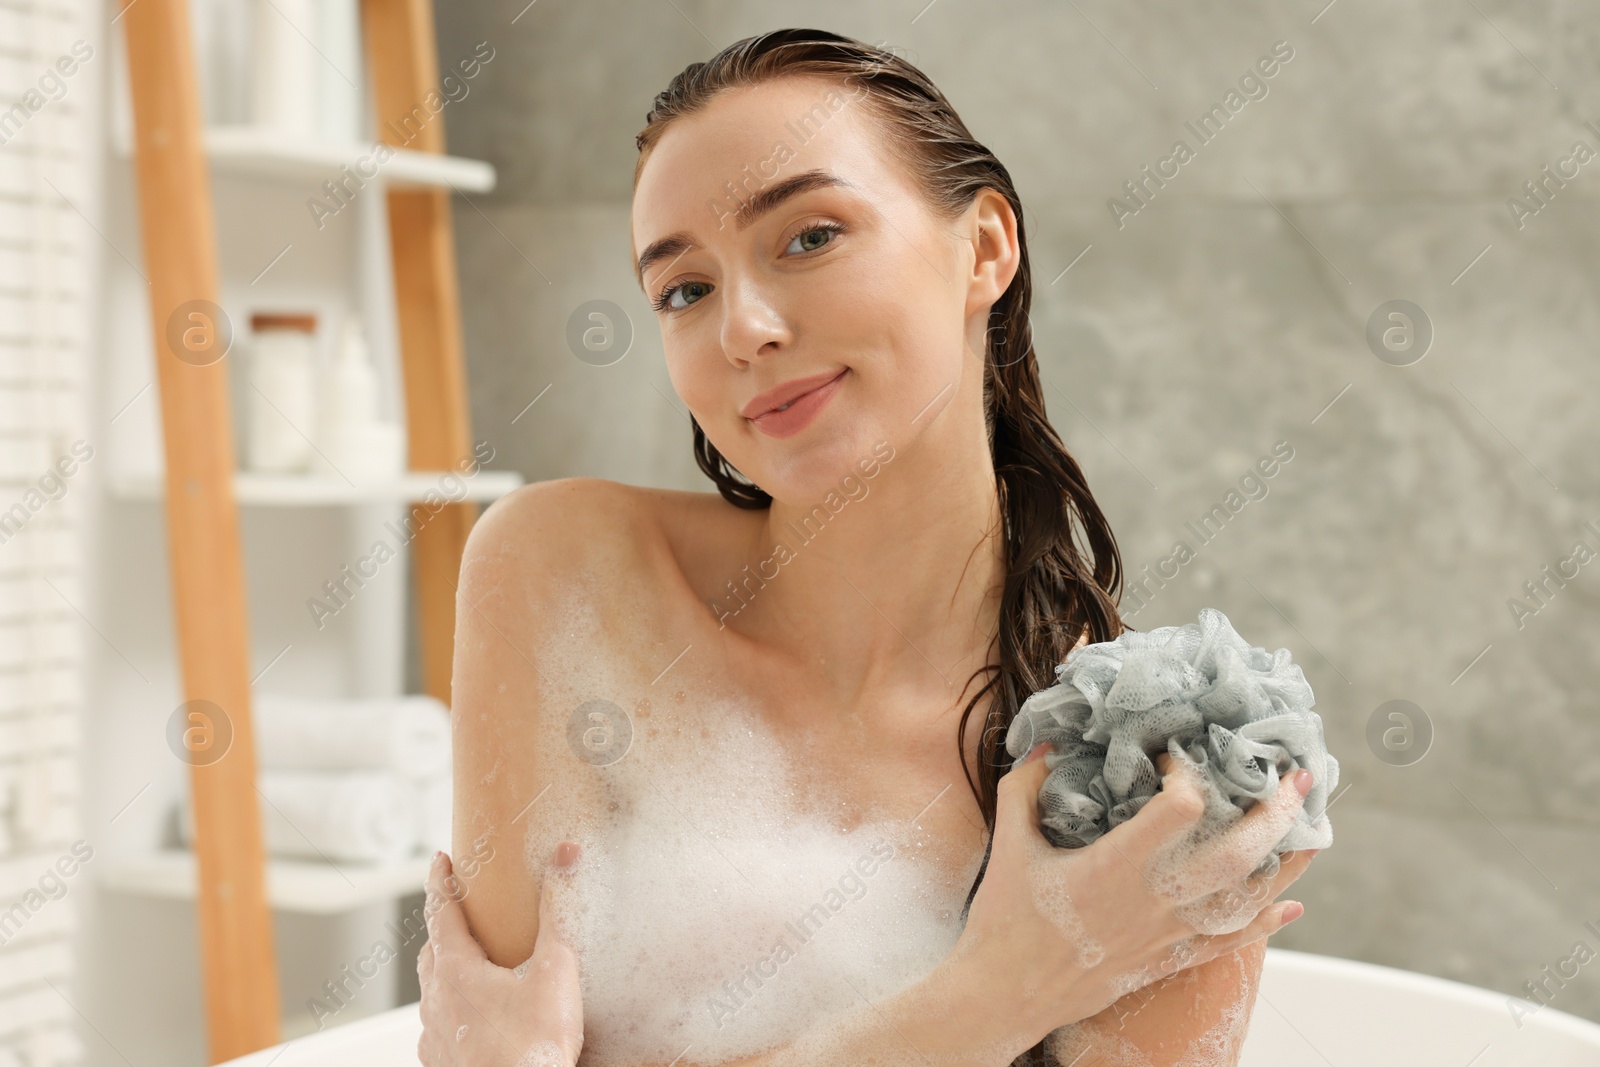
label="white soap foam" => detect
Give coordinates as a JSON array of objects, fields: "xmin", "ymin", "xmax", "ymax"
[
  {"xmin": 1134, "ymin": 754, "xmax": 1295, "ymax": 936},
  {"xmin": 782, "ymin": 1020, "xmax": 1028, "ymax": 1067},
  {"xmin": 1048, "ymin": 1022, "xmax": 1152, "ymax": 1067},
  {"xmin": 535, "ymin": 688, "xmax": 978, "ymax": 1067},
  {"xmin": 1092, "ymin": 932, "xmax": 1205, "ymax": 1032},
  {"xmin": 1173, "ymin": 948, "xmax": 1261, "ymax": 1067},
  {"xmin": 1024, "ymin": 834, "xmax": 1106, "ymax": 969},
  {"xmin": 512, "ymin": 1040, "xmax": 568, "ymax": 1067},
  {"xmin": 1043, "ymin": 947, "xmax": 1261, "ymax": 1067},
  {"xmin": 496, "ymin": 577, "xmax": 1255, "ymax": 1066}
]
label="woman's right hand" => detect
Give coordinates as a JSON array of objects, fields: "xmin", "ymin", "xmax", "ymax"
[
  {"xmin": 416, "ymin": 845, "xmax": 586, "ymax": 1067},
  {"xmin": 949, "ymin": 741, "xmax": 1317, "ymax": 1046}
]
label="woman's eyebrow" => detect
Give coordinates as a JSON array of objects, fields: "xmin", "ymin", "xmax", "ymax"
[{"xmin": 635, "ymin": 169, "xmax": 856, "ymax": 284}]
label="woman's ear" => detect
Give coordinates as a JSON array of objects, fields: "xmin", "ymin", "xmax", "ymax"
[{"xmin": 966, "ymin": 187, "xmax": 1021, "ymax": 315}]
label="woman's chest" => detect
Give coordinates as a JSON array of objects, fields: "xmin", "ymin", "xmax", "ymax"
[{"xmin": 559, "ymin": 692, "xmax": 989, "ymax": 1065}]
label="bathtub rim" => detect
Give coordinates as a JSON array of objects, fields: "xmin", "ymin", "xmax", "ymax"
[
  {"xmin": 1262, "ymin": 946, "xmax": 1600, "ymax": 1043},
  {"xmin": 215, "ymin": 946, "xmax": 1600, "ymax": 1064}
]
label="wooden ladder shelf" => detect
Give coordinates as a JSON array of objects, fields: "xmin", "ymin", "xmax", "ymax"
[{"xmin": 118, "ymin": 0, "xmax": 477, "ymax": 1058}]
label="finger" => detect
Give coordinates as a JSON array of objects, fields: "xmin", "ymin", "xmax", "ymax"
[
  {"xmin": 424, "ymin": 848, "xmax": 453, "ymax": 902},
  {"xmin": 1172, "ymin": 841, "xmax": 1319, "ymax": 936},
  {"xmin": 1253, "ymin": 848, "xmax": 1315, "ymax": 905},
  {"xmin": 1153, "ymin": 933, "xmax": 1204, "ymax": 977},
  {"xmin": 994, "ymin": 742, "xmax": 1055, "ymax": 848},
  {"xmin": 417, "ymin": 927, "xmax": 435, "ymax": 985},
  {"xmin": 425, "ymin": 851, "xmax": 484, "ymax": 967},
  {"xmin": 1197, "ymin": 770, "xmax": 1313, "ymax": 891},
  {"xmin": 1188, "ymin": 897, "xmax": 1304, "ymax": 964},
  {"xmin": 1097, "ymin": 753, "xmax": 1207, "ymax": 863},
  {"xmin": 1217, "ymin": 845, "xmax": 1315, "ymax": 914}
]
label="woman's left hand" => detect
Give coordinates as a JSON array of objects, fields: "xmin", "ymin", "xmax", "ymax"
[{"xmin": 417, "ymin": 843, "xmax": 586, "ymax": 1067}]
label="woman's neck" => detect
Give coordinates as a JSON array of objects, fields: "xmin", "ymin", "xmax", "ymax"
[{"xmin": 731, "ymin": 415, "xmax": 1007, "ymax": 715}]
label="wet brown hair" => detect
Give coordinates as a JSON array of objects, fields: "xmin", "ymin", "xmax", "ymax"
[{"xmin": 635, "ymin": 28, "xmax": 1127, "ymax": 1061}]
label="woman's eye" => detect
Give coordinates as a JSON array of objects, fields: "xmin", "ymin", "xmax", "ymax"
[
  {"xmin": 786, "ymin": 224, "xmax": 840, "ymax": 255},
  {"xmin": 657, "ymin": 280, "xmax": 712, "ymax": 312}
]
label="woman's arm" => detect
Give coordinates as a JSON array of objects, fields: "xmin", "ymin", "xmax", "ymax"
[
  {"xmin": 626, "ymin": 957, "xmax": 1045, "ymax": 1067},
  {"xmin": 1047, "ymin": 940, "xmax": 1268, "ymax": 1066},
  {"xmin": 448, "ymin": 480, "xmax": 619, "ymax": 969},
  {"xmin": 425, "ymin": 754, "xmax": 1302, "ymax": 1067},
  {"xmin": 420, "ymin": 863, "xmax": 1042, "ymax": 1067},
  {"xmin": 1048, "ymin": 839, "xmax": 1316, "ymax": 1067},
  {"xmin": 760, "ymin": 927, "xmax": 1285, "ymax": 1067},
  {"xmin": 420, "ymin": 859, "xmax": 1285, "ymax": 1067},
  {"xmin": 421, "ymin": 860, "xmax": 1283, "ymax": 1067}
]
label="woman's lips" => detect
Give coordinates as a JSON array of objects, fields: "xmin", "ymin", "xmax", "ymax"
[{"xmin": 748, "ymin": 369, "xmax": 847, "ymax": 439}]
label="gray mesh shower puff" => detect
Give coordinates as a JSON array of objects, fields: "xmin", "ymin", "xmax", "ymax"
[{"xmin": 1004, "ymin": 607, "xmax": 1339, "ymax": 880}]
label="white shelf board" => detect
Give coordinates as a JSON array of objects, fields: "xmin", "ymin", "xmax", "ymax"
[
  {"xmin": 113, "ymin": 125, "xmax": 496, "ymax": 193},
  {"xmin": 110, "ymin": 470, "xmax": 523, "ymax": 506},
  {"xmin": 100, "ymin": 850, "xmax": 432, "ymax": 915}
]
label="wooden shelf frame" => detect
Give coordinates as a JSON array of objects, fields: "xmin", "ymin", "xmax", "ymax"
[{"xmin": 118, "ymin": 0, "xmax": 481, "ymax": 1058}]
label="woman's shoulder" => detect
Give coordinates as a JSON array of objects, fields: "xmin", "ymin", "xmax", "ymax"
[
  {"xmin": 461, "ymin": 476, "xmax": 752, "ymax": 611},
  {"xmin": 470, "ymin": 475, "xmax": 651, "ymax": 541}
]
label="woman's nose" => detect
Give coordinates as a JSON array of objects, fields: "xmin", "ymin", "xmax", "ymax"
[{"xmin": 718, "ymin": 276, "xmax": 792, "ymax": 365}]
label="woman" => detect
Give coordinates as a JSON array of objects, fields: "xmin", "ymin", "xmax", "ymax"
[{"xmin": 417, "ymin": 28, "xmax": 1317, "ymax": 1067}]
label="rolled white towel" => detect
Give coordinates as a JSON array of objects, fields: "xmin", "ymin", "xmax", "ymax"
[
  {"xmin": 180, "ymin": 769, "xmax": 416, "ymax": 864},
  {"xmin": 414, "ymin": 776, "xmax": 452, "ymax": 856},
  {"xmin": 253, "ymin": 693, "xmax": 451, "ymax": 780}
]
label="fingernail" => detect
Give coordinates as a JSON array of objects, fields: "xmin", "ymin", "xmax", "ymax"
[
  {"xmin": 1024, "ymin": 742, "xmax": 1051, "ymax": 764},
  {"xmin": 1293, "ymin": 769, "xmax": 1313, "ymax": 796},
  {"xmin": 1281, "ymin": 901, "xmax": 1304, "ymax": 924}
]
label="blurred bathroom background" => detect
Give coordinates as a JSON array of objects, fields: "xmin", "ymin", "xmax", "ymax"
[{"xmin": 1, "ymin": 0, "xmax": 1597, "ymax": 1064}]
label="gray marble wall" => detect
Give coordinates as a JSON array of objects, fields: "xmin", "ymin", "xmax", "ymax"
[{"xmin": 434, "ymin": 0, "xmax": 1600, "ymax": 1027}]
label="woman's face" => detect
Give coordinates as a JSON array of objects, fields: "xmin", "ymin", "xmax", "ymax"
[{"xmin": 631, "ymin": 75, "xmax": 990, "ymax": 504}]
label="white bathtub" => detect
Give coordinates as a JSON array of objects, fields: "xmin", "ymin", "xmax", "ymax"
[
  {"xmin": 220, "ymin": 948, "xmax": 1600, "ymax": 1065},
  {"xmin": 1235, "ymin": 949, "xmax": 1600, "ymax": 1066}
]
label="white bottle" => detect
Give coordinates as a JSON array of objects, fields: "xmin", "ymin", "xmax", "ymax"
[
  {"xmin": 251, "ymin": 0, "xmax": 318, "ymax": 138},
  {"xmin": 203, "ymin": 0, "xmax": 253, "ymax": 125},
  {"xmin": 323, "ymin": 315, "xmax": 379, "ymax": 429},
  {"xmin": 313, "ymin": 316, "xmax": 406, "ymax": 482},
  {"xmin": 246, "ymin": 312, "xmax": 318, "ymax": 473},
  {"xmin": 316, "ymin": 0, "xmax": 365, "ymax": 143}
]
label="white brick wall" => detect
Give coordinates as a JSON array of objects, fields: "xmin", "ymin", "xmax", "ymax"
[{"xmin": 0, "ymin": 0, "xmax": 93, "ymax": 1063}]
